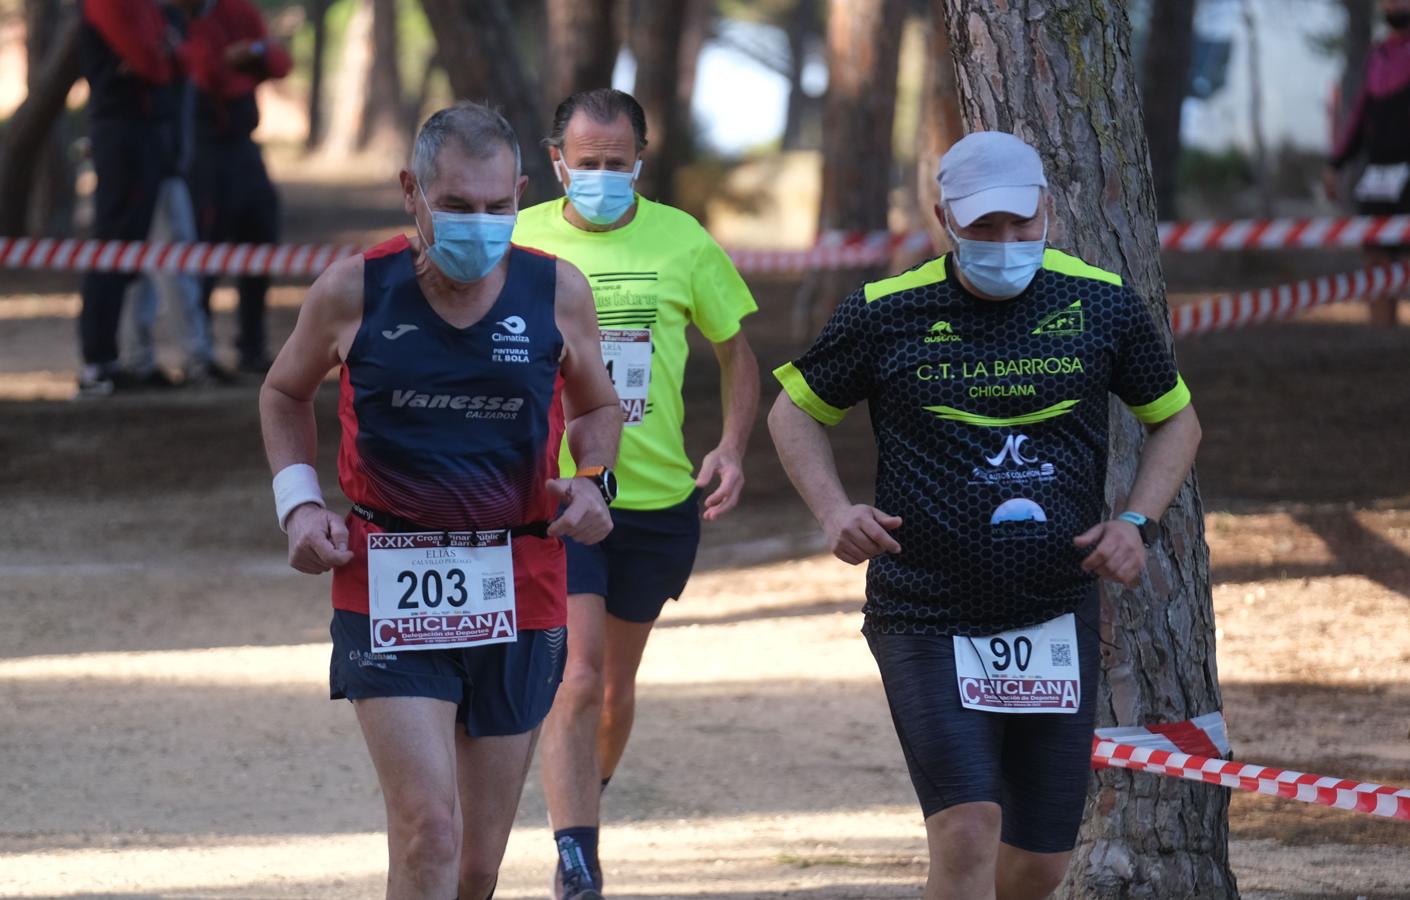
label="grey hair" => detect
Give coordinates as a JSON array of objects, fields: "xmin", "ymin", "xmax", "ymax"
[{"xmin": 410, "ymin": 102, "xmax": 522, "ymax": 187}]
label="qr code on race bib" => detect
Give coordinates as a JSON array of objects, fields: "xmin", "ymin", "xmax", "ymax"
[
  {"xmin": 482, "ymin": 576, "xmax": 507, "ymax": 601},
  {"xmin": 626, "ymin": 367, "xmax": 646, "ymax": 389},
  {"xmin": 1050, "ymin": 641, "xmax": 1073, "ymax": 668}
]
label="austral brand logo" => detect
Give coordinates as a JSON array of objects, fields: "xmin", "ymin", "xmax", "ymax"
[
  {"xmin": 494, "ymin": 316, "xmax": 530, "ymax": 344},
  {"xmin": 381, "ymin": 323, "xmax": 419, "ymax": 341},
  {"xmin": 1032, "ymin": 300, "xmax": 1085, "ymax": 336},
  {"xmin": 925, "ymin": 320, "xmax": 962, "ymax": 343},
  {"xmin": 970, "ymin": 433, "xmax": 1057, "ymax": 486},
  {"xmin": 391, "ymin": 389, "xmax": 525, "ymax": 420}
]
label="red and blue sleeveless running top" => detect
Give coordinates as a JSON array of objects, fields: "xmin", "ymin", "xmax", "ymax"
[{"xmin": 331, "ymin": 236, "xmax": 568, "ymax": 630}]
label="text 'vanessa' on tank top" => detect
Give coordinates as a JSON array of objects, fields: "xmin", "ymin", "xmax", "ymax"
[{"xmin": 337, "ymin": 236, "xmax": 566, "ymax": 532}]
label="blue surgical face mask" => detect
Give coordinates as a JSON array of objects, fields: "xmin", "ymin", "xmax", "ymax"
[
  {"xmin": 559, "ymin": 159, "xmax": 641, "ymax": 225},
  {"xmin": 415, "ymin": 184, "xmax": 515, "ymax": 283},
  {"xmin": 945, "ymin": 212, "xmax": 1048, "ymax": 299}
]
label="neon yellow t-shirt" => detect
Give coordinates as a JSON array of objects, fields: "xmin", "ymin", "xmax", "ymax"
[{"xmin": 514, "ymin": 196, "xmax": 757, "ymax": 510}]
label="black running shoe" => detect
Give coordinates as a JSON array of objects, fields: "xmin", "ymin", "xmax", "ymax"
[{"xmin": 556, "ymin": 861, "xmax": 604, "ymax": 900}]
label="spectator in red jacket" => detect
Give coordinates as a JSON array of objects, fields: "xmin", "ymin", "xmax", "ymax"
[
  {"xmin": 188, "ymin": 0, "xmax": 292, "ymax": 373},
  {"xmin": 77, "ymin": 0, "xmax": 207, "ymax": 396}
]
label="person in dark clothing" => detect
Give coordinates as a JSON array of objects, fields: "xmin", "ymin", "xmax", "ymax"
[
  {"xmin": 188, "ymin": 0, "xmax": 292, "ymax": 373},
  {"xmin": 76, "ymin": 0, "xmax": 206, "ymax": 397},
  {"xmin": 1324, "ymin": 0, "xmax": 1410, "ymax": 327}
]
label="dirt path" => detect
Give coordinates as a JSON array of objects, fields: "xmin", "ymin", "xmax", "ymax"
[{"xmin": 4, "ymin": 172, "xmax": 1410, "ymax": 898}]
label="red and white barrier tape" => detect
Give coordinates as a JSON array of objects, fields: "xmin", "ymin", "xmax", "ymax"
[
  {"xmin": 1095, "ymin": 710, "xmax": 1231, "ymax": 757},
  {"xmin": 727, "ymin": 230, "xmax": 930, "ymax": 274},
  {"xmin": 810, "ymin": 216, "xmax": 1410, "ymax": 253},
  {"xmin": 9, "ymin": 215, "xmax": 1408, "ymax": 280},
  {"xmin": 1168, "ymin": 261, "xmax": 1410, "ymax": 337},
  {"xmin": 1092, "ymin": 738, "xmax": 1410, "ymax": 822},
  {"xmin": 1159, "ymin": 215, "xmax": 1410, "ymax": 252},
  {"xmin": 0, "ymin": 238, "xmax": 358, "ymax": 277},
  {"xmin": 2, "ymin": 238, "xmax": 1403, "ymax": 340}
]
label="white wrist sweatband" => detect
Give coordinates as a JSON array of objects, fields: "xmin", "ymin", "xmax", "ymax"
[{"xmin": 273, "ymin": 463, "xmax": 326, "ymax": 532}]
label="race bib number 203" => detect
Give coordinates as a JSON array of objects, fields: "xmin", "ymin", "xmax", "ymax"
[{"xmin": 367, "ymin": 530, "xmax": 517, "ymax": 651}]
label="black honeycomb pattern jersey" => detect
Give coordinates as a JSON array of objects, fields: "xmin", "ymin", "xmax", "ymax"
[{"xmin": 776, "ymin": 249, "xmax": 1191, "ymax": 637}]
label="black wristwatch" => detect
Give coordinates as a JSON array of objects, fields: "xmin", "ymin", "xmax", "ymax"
[
  {"xmin": 575, "ymin": 466, "xmax": 617, "ymax": 506},
  {"xmin": 1117, "ymin": 511, "xmax": 1160, "ymax": 547}
]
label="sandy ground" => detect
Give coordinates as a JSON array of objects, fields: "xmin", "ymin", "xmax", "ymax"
[{"xmin": 3, "ymin": 170, "xmax": 1410, "ymax": 898}]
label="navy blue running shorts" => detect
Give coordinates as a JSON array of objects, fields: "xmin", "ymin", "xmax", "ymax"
[
  {"xmin": 564, "ymin": 490, "xmax": 701, "ymax": 623},
  {"xmin": 864, "ymin": 591, "xmax": 1100, "ymax": 854},
  {"xmin": 329, "ymin": 610, "xmax": 566, "ymax": 737}
]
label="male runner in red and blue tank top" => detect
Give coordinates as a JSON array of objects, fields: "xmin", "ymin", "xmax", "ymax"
[{"xmin": 259, "ymin": 103, "xmax": 621, "ymax": 900}]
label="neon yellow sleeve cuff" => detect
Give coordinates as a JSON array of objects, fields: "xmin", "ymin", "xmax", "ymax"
[
  {"xmin": 773, "ymin": 361, "xmax": 848, "ymax": 426},
  {"xmin": 1128, "ymin": 375, "xmax": 1191, "ymax": 424}
]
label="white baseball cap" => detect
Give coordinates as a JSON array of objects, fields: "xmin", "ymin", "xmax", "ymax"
[{"xmin": 938, "ymin": 131, "xmax": 1048, "ymax": 228}]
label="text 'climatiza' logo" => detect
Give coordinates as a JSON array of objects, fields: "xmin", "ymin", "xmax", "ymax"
[
  {"xmin": 391, "ymin": 389, "xmax": 524, "ymax": 420},
  {"xmin": 494, "ymin": 316, "xmax": 530, "ymax": 343}
]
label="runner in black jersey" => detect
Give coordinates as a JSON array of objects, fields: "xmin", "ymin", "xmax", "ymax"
[{"xmin": 769, "ymin": 132, "xmax": 1201, "ymax": 900}]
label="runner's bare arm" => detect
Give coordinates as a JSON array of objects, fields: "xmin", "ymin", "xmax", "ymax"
[
  {"xmin": 1075, "ymin": 404, "xmax": 1201, "ymax": 585},
  {"xmin": 695, "ymin": 332, "xmax": 760, "ymax": 522},
  {"xmin": 768, "ymin": 393, "xmax": 901, "ymax": 566},
  {"xmin": 258, "ymin": 255, "xmax": 364, "ymax": 573},
  {"xmin": 550, "ymin": 258, "xmax": 621, "ymax": 544}
]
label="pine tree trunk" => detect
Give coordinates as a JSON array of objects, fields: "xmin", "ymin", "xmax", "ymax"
[
  {"xmin": 0, "ymin": 10, "xmax": 80, "ymax": 237},
  {"xmin": 937, "ymin": 2, "xmax": 1236, "ymax": 897},
  {"xmin": 420, "ymin": 0, "xmax": 557, "ymax": 205},
  {"xmin": 358, "ymin": 0, "xmax": 406, "ymax": 157},
  {"xmin": 804, "ymin": 0, "xmax": 906, "ymax": 329},
  {"xmin": 23, "ymin": 0, "xmax": 76, "ymax": 235},
  {"xmin": 545, "ymin": 0, "xmax": 619, "ymax": 108},
  {"xmin": 1340, "ymin": 0, "xmax": 1374, "ymax": 127},
  {"xmin": 915, "ymin": 0, "xmax": 963, "ymax": 252},
  {"xmin": 306, "ymin": 0, "xmax": 331, "ymax": 150},
  {"xmin": 781, "ymin": 0, "xmax": 821, "ymax": 150},
  {"xmin": 1140, "ymin": 0, "xmax": 1196, "ymax": 220},
  {"xmin": 320, "ymin": 0, "xmax": 375, "ymax": 157},
  {"xmin": 630, "ymin": 0, "xmax": 688, "ymax": 204}
]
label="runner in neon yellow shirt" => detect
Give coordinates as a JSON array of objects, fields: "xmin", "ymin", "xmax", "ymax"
[{"xmin": 512, "ymin": 88, "xmax": 759, "ymax": 900}]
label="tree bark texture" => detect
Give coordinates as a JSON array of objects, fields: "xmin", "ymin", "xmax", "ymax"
[
  {"xmin": 306, "ymin": 0, "xmax": 331, "ymax": 150},
  {"xmin": 818, "ymin": 0, "xmax": 906, "ymax": 235},
  {"xmin": 0, "ymin": 10, "xmax": 80, "ymax": 238},
  {"xmin": 782, "ymin": 0, "xmax": 822, "ymax": 149},
  {"xmin": 23, "ymin": 0, "xmax": 76, "ymax": 235},
  {"xmin": 630, "ymin": 0, "xmax": 688, "ymax": 203},
  {"xmin": 419, "ymin": 0, "xmax": 556, "ymax": 205},
  {"xmin": 1139, "ymin": 0, "xmax": 1196, "ymax": 219},
  {"xmin": 915, "ymin": 0, "xmax": 964, "ymax": 249},
  {"xmin": 802, "ymin": 0, "xmax": 906, "ymax": 330},
  {"xmin": 1339, "ymin": 0, "xmax": 1374, "ymax": 134},
  {"xmin": 938, "ymin": 3, "xmax": 1234, "ymax": 898},
  {"xmin": 319, "ymin": 0, "xmax": 374, "ymax": 157},
  {"xmin": 545, "ymin": 0, "xmax": 619, "ymax": 109},
  {"xmin": 357, "ymin": 0, "xmax": 406, "ymax": 156}
]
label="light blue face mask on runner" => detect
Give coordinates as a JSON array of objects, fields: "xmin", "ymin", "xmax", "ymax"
[
  {"xmin": 946, "ymin": 214, "xmax": 1049, "ymax": 299},
  {"xmin": 416, "ymin": 184, "xmax": 516, "ymax": 283},
  {"xmin": 560, "ymin": 160, "xmax": 642, "ymax": 225}
]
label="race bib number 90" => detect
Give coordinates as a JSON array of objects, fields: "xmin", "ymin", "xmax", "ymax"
[
  {"xmin": 600, "ymin": 328, "xmax": 651, "ymax": 426},
  {"xmin": 367, "ymin": 530, "xmax": 517, "ymax": 651},
  {"xmin": 952, "ymin": 612, "xmax": 1080, "ymax": 714}
]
